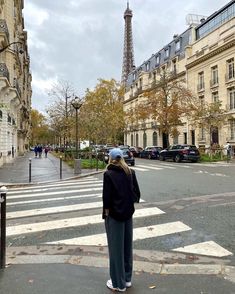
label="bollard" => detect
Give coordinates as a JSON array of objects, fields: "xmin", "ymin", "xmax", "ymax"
[
  {"xmin": 0, "ymin": 186, "xmax": 8, "ymax": 269},
  {"xmin": 29, "ymin": 158, "xmax": 32, "ymax": 183},
  {"xmin": 96, "ymin": 153, "xmax": 98, "ymax": 171},
  {"xmin": 60, "ymin": 156, "xmax": 62, "ymax": 179}
]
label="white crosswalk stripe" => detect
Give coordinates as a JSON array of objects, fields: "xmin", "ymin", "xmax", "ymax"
[{"xmin": 6, "ymin": 176, "xmax": 233, "ymax": 258}]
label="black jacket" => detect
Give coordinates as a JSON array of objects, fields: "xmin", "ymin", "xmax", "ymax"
[{"xmin": 102, "ymin": 164, "xmax": 141, "ymax": 221}]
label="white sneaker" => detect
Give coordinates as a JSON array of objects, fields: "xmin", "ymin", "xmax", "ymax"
[
  {"xmin": 126, "ymin": 281, "xmax": 132, "ymax": 288},
  {"xmin": 106, "ymin": 279, "xmax": 126, "ymax": 292}
]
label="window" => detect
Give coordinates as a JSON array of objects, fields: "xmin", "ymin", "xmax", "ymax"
[
  {"xmin": 143, "ymin": 133, "xmax": 147, "ymax": 148},
  {"xmin": 199, "ymin": 95, "xmax": 205, "ymax": 106},
  {"xmin": 146, "ymin": 61, "xmax": 150, "ymax": 71},
  {"xmin": 199, "ymin": 127, "xmax": 206, "ymax": 140},
  {"xmin": 227, "ymin": 58, "xmax": 234, "ymax": 80},
  {"xmin": 211, "ymin": 65, "xmax": 218, "ymax": 85},
  {"xmin": 172, "ymin": 60, "xmax": 177, "ymax": 74},
  {"xmin": 229, "ymin": 88, "xmax": 235, "ymax": 110},
  {"xmin": 212, "ymin": 92, "xmax": 219, "ymax": 103},
  {"xmin": 173, "ymin": 135, "xmax": 178, "ymax": 144},
  {"xmin": 183, "ymin": 132, "xmax": 187, "ymax": 144},
  {"xmin": 175, "ymin": 39, "xmax": 180, "ymax": 52},
  {"xmin": 155, "ymin": 55, "xmax": 160, "ymax": 65},
  {"xmin": 0, "ymin": 110, "xmax": 2, "ymax": 120},
  {"xmin": 136, "ymin": 133, "xmax": 139, "ymax": 147},
  {"xmin": 153, "ymin": 131, "xmax": 158, "ymax": 146},
  {"xmin": 131, "ymin": 134, "xmax": 134, "ymax": 146},
  {"xmin": 230, "ymin": 120, "xmax": 235, "ymax": 140},
  {"xmin": 198, "ymin": 72, "xmax": 204, "ymax": 91},
  {"xmin": 164, "ymin": 48, "xmax": 169, "ymax": 59},
  {"xmin": 7, "ymin": 114, "xmax": 11, "ymax": 124}
]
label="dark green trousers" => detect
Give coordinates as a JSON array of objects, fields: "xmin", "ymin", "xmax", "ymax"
[{"xmin": 105, "ymin": 216, "xmax": 133, "ymax": 289}]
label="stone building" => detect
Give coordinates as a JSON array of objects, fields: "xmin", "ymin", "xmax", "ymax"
[
  {"xmin": 124, "ymin": 1, "xmax": 235, "ymax": 150},
  {"xmin": 0, "ymin": 0, "xmax": 31, "ymax": 167}
]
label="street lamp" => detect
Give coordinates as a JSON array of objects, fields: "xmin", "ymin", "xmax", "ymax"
[
  {"xmin": 0, "ymin": 41, "xmax": 23, "ymax": 53},
  {"xmin": 71, "ymin": 96, "xmax": 83, "ymax": 159}
]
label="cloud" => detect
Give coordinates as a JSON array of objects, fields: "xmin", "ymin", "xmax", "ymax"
[{"xmin": 23, "ymin": 0, "xmax": 227, "ymax": 112}]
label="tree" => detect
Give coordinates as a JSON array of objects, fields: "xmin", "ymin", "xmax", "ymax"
[
  {"xmin": 79, "ymin": 79, "xmax": 125, "ymax": 145},
  {"xmin": 30, "ymin": 109, "xmax": 50, "ymax": 146},
  {"xmin": 131, "ymin": 70, "xmax": 195, "ymax": 147},
  {"xmin": 191, "ymin": 100, "xmax": 231, "ymax": 145},
  {"xmin": 46, "ymin": 80, "xmax": 76, "ymax": 148}
]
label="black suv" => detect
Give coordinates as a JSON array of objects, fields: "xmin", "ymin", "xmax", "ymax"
[{"xmin": 159, "ymin": 144, "xmax": 200, "ymax": 163}]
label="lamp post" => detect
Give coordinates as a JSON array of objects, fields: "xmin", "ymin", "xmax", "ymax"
[
  {"xmin": 71, "ymin": 96, "xmax": 83, "ymax": 159},
  {"xmin": 0, "ymin": 41, "xmax": 23, "ymax": 53}
]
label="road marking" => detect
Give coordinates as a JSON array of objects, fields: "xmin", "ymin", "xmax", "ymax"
[
  {"xmin": 6, "ymin": 207, "xmax": 165, "ymax": 236},
  {"xmin": 8, "ymin": 181, "xmax": 103, "ymax": 194},
  {"xmin": 173, "ymin": 241, "xmax": 233, "ymax": 257},
  {"xmin": 7, "ymin": 201, "xmax": 103, "ymax": 219},
  {"xmin": 7, "ymin": 187, "xmax": 102, "ymax": 199},
  {"xmin": 137, "ymin": 165, "xmax": 163, "ymax": 170},
  {"xmin": 8, "ymin": 177, "xmax": 100, "ymax": 191},
  {"xmin": 131, "ymin": 166, "xmax": 149, "ymax": 171},
  {"xmin": 153, "ymin": 163, "xmax": 191, "ymax": 169},
  {"xmin": 46, "ymin": 221, "xmax": 191, "ymax": 246},
  {"xmin": 7, "ymin": 193, "xmax": 102, "ymax": 206}
]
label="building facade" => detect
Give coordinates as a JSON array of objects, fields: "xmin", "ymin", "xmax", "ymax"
[
  {"xmin": 0, "ymin": 0, "xmax": 32, "ymax": 167},
  {"xmin": 124, "ymin": 1, "xmax": 235, "ymax": 150}
]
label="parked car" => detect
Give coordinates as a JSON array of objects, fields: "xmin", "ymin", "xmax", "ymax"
[
  {"xmin": 120, "ymin": 147, "xmax": 135, "ymax": 166},
  {"xmin": 159, "ymin": 144, "xmax": 200, "ymax": 162},
  {"xmin": 129, "ymin": 146, "xmax": 142, "ymax": 157},
  {"xmin": 139, "ymin": 146, "xmax": 163, "ymax": 159}
]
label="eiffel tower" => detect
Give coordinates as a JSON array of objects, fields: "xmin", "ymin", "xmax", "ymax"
[{"xmin": 121, "ymin": 0, "xmax": 135, "ymax": 84}]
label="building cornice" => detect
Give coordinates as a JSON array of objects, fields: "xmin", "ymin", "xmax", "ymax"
[{"xmin": 186, "ymin": 38, "xmax": 235, "ymax": 69}]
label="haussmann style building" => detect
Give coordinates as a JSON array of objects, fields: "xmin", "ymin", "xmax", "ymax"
[
  {"xmin": 0, "ymin": 0, "xmax": 32, "ymax": 167},
  {"xmin": 123, "ymin": 1, "xmax": 235, "ymax": 152}
]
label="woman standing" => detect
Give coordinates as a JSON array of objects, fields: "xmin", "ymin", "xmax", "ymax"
[{"xmin": 102, "ymin": 148, "xmax": 140, "ymax": 292}]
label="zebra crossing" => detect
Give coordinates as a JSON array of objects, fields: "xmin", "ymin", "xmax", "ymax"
[{"xmin": 6, "ymin": 176, "xmax": 233, "ymax": 258}]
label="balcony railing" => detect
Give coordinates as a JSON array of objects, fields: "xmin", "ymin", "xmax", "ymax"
[
  {"xmin": 0, "ymin": 19, "xmax": 9, "ymax": 42},
  {"xmin": 210, "ymin": 79, "xmax": 219, "ymax": 87},
  {"xmin": 0, "ymin": 63, "xmax": 9, "ymax": 80},
  {"xmin": 197, "ymin": 83, "xmax": 205, "ymax": 92},
  {"xmin": 13, "ymin": 78, "xmax": 21, "ymax": 97},
  {"xmin": 225, "ymin": 73, "xmax": 235, "ymax": 83}
]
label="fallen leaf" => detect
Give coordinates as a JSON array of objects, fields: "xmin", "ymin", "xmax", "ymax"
[
  {"xmin": 28, "ymin": 279, "xmax": 34, "ymax": 284},
  {"xmin": 149, "ymin": 285, "xmax": 156, "ymax": 289}
]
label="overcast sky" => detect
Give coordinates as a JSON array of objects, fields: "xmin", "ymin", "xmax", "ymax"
[{"xmin": 23, "ymin": 0, "xmax": 228, "ymax": 113}]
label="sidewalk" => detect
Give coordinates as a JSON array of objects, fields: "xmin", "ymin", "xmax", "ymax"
[
  {"xmin": 1, "ymin": 245, "xmax": 235, "ymax": 294},
  {"xmin": 0, "ymin": 151, "xmax": 102, "ymax": 185}
]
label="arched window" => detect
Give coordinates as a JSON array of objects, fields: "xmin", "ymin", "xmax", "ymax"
[
  {"xmin": 153, "ymin": 131, "xmax": 158, "ymax": 146},
  {"xmin": 136, "ymin": 133, "xmax": 139, "ymax": 147},
  {"xmin": 143, "ymin": 133, "xmax": 147, "ymax": 148},
  {"xmin": 131, "ymin": 134, "xmax": 134, "ymax": 146}
]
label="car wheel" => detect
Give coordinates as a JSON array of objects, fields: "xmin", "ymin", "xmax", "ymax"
[
  {"xmin": 148, "ymin": 154, "xmax": 151, "ymax": 160},
  {"xmin": 159, "ymin": 154, "xmax": 165, "ymax": 161},
  {"xmin": 175, "ymin": 155, "xmax": 181, "ymax": 163}
]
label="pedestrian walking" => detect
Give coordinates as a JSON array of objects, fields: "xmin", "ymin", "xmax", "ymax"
[
  {"xmin": 34, "ymin": 145, "xmax": 38, "ymax": 157},
  {"xmin": 225, "ymin": 141, "xmax": 232, "ymax": 162},
  {"xmin": 102, "ymin": 148, "xmax": 140, "ymax": 292},
  {"xmin": 44, "ymin": 146, "xmax": 49, "ymax": 158},
  {"xmin": 38, "ymin": 145, "xmax": 43, "ymax": 158}
]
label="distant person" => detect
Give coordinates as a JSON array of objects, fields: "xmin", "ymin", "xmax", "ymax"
[
  {"xmin": 38, "ymin": 145, "xmax": 43, "ymax": 158},
  {"xmin": 102, "ymin": 148, "xmax": 140, "ymax": 292},
  {"xmin": 44, "ymin": 146, "xmax": 49, "ymax": 158},
  {"xmin": 34, "ymin": 145, "xmax": 38, "ymax": 157},
  {"xmin": 226, "ymin": 141, "xmax": 232, "ymax": 159}
]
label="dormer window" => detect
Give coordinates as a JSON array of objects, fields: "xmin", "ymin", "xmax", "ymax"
[
  {"xmin": 155, "ymin": 55, "xmax": 160, "ymax": 65},
  {"xmin": 175, "ymin": 39, "xmax": 180, "ymax": 52},
  {"xmin": 164, "ymin": 47, "xmax": 170, "ymax": 59},
  {"xmin": 146, "ymin": 61, "xmax": 150, "ymax": 71}
]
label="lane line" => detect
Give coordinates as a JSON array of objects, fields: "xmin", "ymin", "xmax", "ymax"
[
  {"xmin": 137, "ymin": 165, "xmax": 163, "ymax": 170},
  {"xmin": 7, "ymin": 193, "xmax": 102, "ymax": 206},
  {"xmin": 6, "ymin": 207, "xmax": 165, "ymax": 236},
  {"xmin": 8, "ymin": 181, "xmax": 103, "ymax": 194},
  {"xmin": 7, "ymin": 201, "xmax": 103, "ymax": 219},
  {"xmin": 46, "ymin": 221, "xmax": 191, "ymax": 246},
  {"xmin": 7, "ymin": 187, "xmax": 102, "ymax": 199},
  {"xmin": 173, "ymin": 241, "xmax": 233, "ymax": 257},
  {"xmin": 131, "ymin": 167, "xmax": 149, "ymax": 171}
]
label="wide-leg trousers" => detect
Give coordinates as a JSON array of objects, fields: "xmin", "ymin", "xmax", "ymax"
[{"xmin": 105, "ymin": 216, "xmax": 133, "ymax": 289}]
